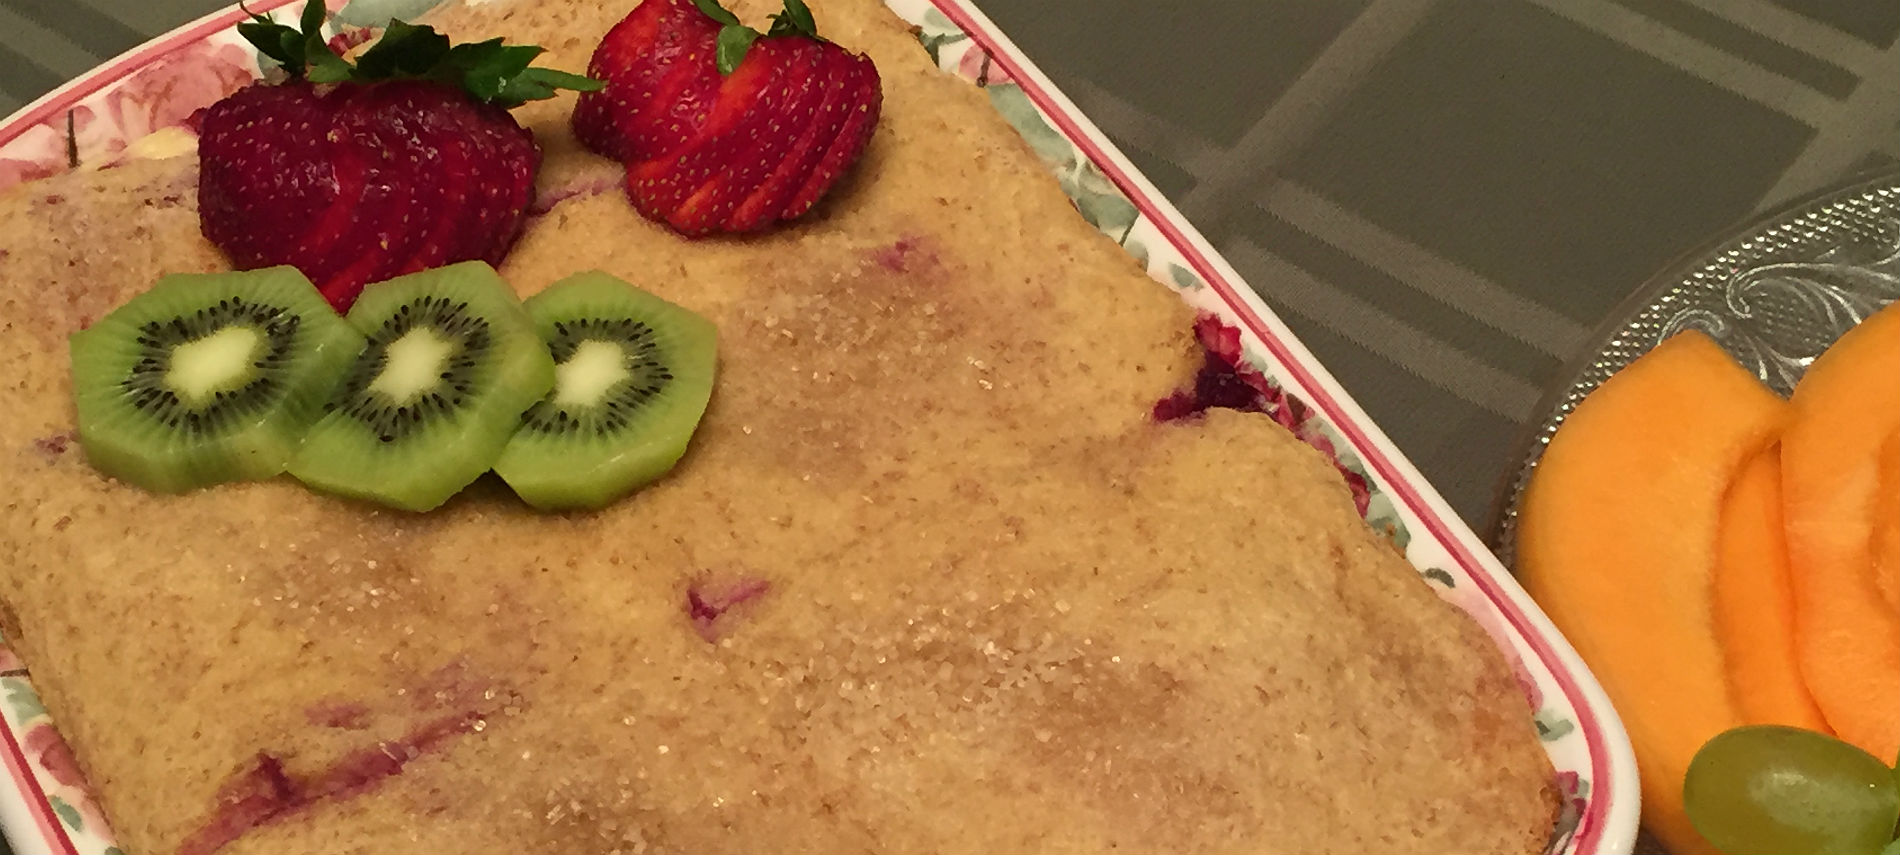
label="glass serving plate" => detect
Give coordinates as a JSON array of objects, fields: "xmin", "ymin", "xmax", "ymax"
[
  {"xmin": 1492, "ymin": 169, "xmax": 1900, "ymax": 560},
  {"xmin": 1488, "ymin": 165, "xmax": 1899, "ymax": 855}
]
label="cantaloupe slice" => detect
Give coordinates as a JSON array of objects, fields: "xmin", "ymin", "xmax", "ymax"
[
  {"xmin": 1874, "ymin": 430, "xmax": 1900, "ymax": 614},
  {"xmin": 1784, "ymin": 301, "xmax": 1900, "ymax": 761},
  {"xmin": 1714, "ymin": 443, "xmax": 1830, "ymax": 731},
  {"xmin": 1518, "ymin": 330, "xmax": 1789, "ymax": 855}
]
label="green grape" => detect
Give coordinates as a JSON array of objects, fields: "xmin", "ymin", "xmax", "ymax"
[{"xmin": 1683, "ymin": 725, "xmax": 1900, "ymax": 855}]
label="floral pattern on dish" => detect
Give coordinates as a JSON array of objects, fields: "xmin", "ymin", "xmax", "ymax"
[
  {"xmin": 0, "ymin": 120, "xmax": 68, "ymax": 192},
  {"xmin": 0, "ymin": 1, "xmax": 373, "ymax": 196},
  {"xmin": 1, "ymin": 656, "xmax": 121, "ymax": 855},
  {"xmin": 0, "ymin": 39, "xmax": 258, "ymax": 196},
  {"xmin": 23, "ymin": 723, "xmax": 111, "ymax": 837},
  {"xmin": 69, "ymin": 40, "xmax": 259, "ymax": 169}
]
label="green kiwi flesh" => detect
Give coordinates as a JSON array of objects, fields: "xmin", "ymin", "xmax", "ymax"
[
  {"xmin": 67, "ymin": 265, "xmax": 364, "ymax": 493},
  {"xmin": 288, "ymin": 261, "xmax": 555, "ymax": 512},
  {"xmin": 492, "ymin": 271, "xmax": 717, "ymax": 511}
]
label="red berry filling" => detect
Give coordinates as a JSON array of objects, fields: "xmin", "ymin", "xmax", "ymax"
[
  {"xmin": 1155, "ymin": 315, "xmax": 1375, "ymax": 517},
  {"xmin": 686, "ymin": 575, "xmax": 771, "ymax": 642}
]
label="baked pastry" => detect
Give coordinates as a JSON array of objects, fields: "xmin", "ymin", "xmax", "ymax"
[{"xmin": 0, "ymin": 0, "xmax": 1560, "ymax": 851}]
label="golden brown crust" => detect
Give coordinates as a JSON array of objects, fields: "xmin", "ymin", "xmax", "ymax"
[{"xmin": 0, "ymin": 0, "xmax": 1556, "ymax": 852}]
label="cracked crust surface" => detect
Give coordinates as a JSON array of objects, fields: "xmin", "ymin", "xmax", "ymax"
[{"xmin": 0, "ymin": 0, "xmax": 1557, "ymax": 852}]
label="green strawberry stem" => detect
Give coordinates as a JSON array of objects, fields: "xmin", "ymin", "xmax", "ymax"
[
  {"xmin": 766, "ymin": 0, "xmax": 818, "ymax": 38},
  {"xmin": 692, "ymin": 0, "xmax": 824, "ymax": 76},
  {"xmin": 235, "ymin": 0, "xmax": 601, "ymax": 107}
]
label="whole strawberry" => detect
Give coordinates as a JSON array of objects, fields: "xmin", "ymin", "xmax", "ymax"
[
  {"xmin": 572, "ymin": 0, "xmax": 882, "ymax": 237},
  {"xmin": 198, "ymin": 0, "xmax": 599, "ymax": 311}
]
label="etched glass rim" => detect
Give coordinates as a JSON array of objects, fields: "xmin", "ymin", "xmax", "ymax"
[{"xmin": 1488, "ymin": 166, "xmax": 1900, "ymax": 565}]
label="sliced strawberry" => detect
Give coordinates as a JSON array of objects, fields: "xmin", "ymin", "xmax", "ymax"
[
  {"xmin": 572, "ymin": 0, "xmax": 720, "ymax": 162},
  {"xmin": 624, "ymin": 37, "xmax": 795, "ymax": 232},
  {"xmin": 195, "ymin": 0, "xmax": 597, "ymax": 310},
  {"xmin": 483, "ymin": 138, "xmax": 540, "ymax": 266},
  {"xmin": 612, "ymin": 36, "xmax": 723, "ymax": 166},
  {"xmin": 430, "ymin": 98, "xmax": 507, "ymax": 267},
  {"xmin": 666, "ymin": 37, "xmax": 832, "ymax": 234},
  {"xmin": 288, "ymin": 112, "xmax": 372, "ymax": 290},
  {"xmin": 197, "ymin": 82, "xmax": 338, "ymax": 269},
  {"xmin": 571, "ymin": 4, "xmax": 662, "ymax": 161},
  {"xmin": 461, "ymin": 103, "xmax": 539, "ymax": 266},
  {"xmin": 577, "ymin": 0, "xmax": 883, "ymax": 236},
  {"xmin": 783, "ymin": 52, "xmax": 880, "ymax": 219},
  {"xmin": 320, "ymin": 85, "xmax": 432, "ymax": 304},
  {"xmin": 726, "ymin": 43, "xmax": 856, "ymax": 231},
  {"xmin": 376, "ymin": 82, "xmax": 471, "ymax": 271},
  {"xmin": 387, "ymin": 86, "xmax": 480, "ymax": 274}
]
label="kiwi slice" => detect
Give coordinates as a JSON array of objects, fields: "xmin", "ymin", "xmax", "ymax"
[
  {"xmin": 67, "ymin": 266, "xmax": 364, "ymax": 493},
  {"xmin": 492, "ymin": 271, "xmax": 717, "ymax": 511},
  {"xmin": 287, "ymin": 261, "xmax": 555, "ymax": 512}
]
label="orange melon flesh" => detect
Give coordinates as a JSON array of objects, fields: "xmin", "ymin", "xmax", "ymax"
[
  {"xmin": 1873, "ymin": 429, "xmax": 1900, "ymax": 615},
  {"xmin": 1714, "ymin": 443, "xmax": 1830, "ymax": 731},
  {"xmin": 1518, "ymin": 330, "xmax": 1789, "ymax": 855},
  {"xmin": 1784, "ymin": 301, "xmax": 1900, "ymax": 761}
]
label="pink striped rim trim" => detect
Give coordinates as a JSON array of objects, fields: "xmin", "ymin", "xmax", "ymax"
[
  {"xmin": 0, "ymin": 703, "xmax": 76, "ymax": 855},
  {"xmin": 922, "ymin": 0, "xmax": 1615, "ymax": 850}
]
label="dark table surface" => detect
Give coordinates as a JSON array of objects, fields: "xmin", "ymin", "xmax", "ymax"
[{"xmin": 1, "ymin": 1, "xmax": 1899, "ymax": 852}]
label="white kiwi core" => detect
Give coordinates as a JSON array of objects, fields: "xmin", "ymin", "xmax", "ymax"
[
  {"xmin": 166, "ymin": 326, "xmax": 262, "ymax": 404},
  {"xmin": 369, "ymin": 328, "xmax": 456, "ymax": 403},
  {"xmin": 554, "ymin": 339, "xmax": 631, "ymax": 408}
]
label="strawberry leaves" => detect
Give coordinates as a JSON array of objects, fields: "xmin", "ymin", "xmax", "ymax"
[
  {"xmin": 483, "ymin": 62, "xmax": 600, "ymax": 106},
  {"xmin": 695, "ymin": 0, "xmax": 824, "ymax": 75},
  {"xmin": 360, "ymin": 24, "xmax": 600, "ymax": 105},
  {"xmin": 237, "ymin": 0, "xmax": 351, "ymax": 82},
  {"xmin": 352, "ymin": 19, "xmax": 453, "ymax": 78},
  {"xmin": 689, "ymin": 0, "xmax": 742, "ymax": 26},
  {"xmin": 236, "ymin": 0, "xmax": 600, "ymax": 107},
  {"xmin": 689, "ymin": 0, "xmax": 757, "ymax": 76},
  {"xmin": 715, "ymin": 29, "xmax": 761, "ymax": 75},
  {"xmin": 766, "ymin": 0, "xmax": 818, "ymax": 38}
]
